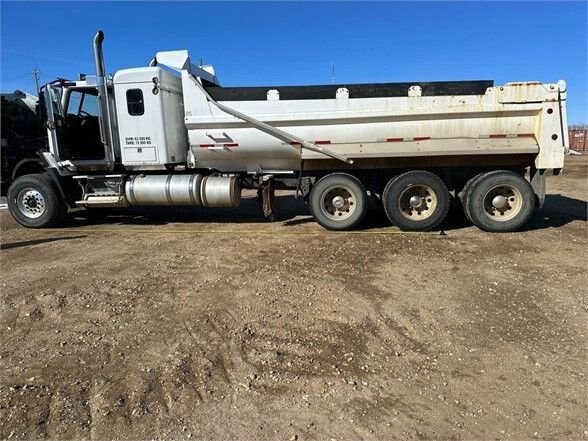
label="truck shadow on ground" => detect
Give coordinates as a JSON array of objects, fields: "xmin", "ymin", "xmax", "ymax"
[
  {"xmin": 65, "ymin": 195, "xmax": 308, "ymax": 227},
  {"xmin": 64, "ymin": 194, "xmax": 586, "ymax": 232},
  {"xmin": 520, "ymin": 194, "xmax": 587, "ymax": 231},
  {"xmin": 0, "ymin": 235, "xmax": 87, "ymax": 250}
]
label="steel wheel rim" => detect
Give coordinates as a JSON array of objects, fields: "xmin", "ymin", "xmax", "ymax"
[
  {"xmin": 320, "ymin": 185, "xmax": 357, "ymax": 221},
  {"xmin": 398, "ymin": 184, "xmax": 437, "ymax": 220},
  {"xmin": 483, "ymin": 185, "xmax": 523, "ymax": 221},
  {"xmin": 17, "ymin": 188, "xmax": 46, "ymax": 219}
]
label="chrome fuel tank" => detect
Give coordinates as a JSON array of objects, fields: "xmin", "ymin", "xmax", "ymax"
[{"xmin": 125, "ymin": 174, "xmax": 240, "ymax": 207}]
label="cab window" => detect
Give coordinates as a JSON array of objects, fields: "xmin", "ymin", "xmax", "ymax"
[
  {"xmin": 126, "ymin": 89, "xmax": 144, "ymax": 116},
  {"xmin": 66, "ymin": 90, "xmax": 98, "ymax": 117},
  {"xmin": 81, "ymin": 93, "xmax": 98, "ymax": 116},
  {"xmin": 67, "ymin": 91, "xmax": 82, "ymax": 116}
]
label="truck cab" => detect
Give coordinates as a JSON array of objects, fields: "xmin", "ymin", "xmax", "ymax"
[{"xmin": 41, "ymin": 70, "xmax": 188, "ymax": 173}]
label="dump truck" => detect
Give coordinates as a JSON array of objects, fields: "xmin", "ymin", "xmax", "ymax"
[{"xmin": 6, "ymin": 31, "xmax": 569, "ymax": 232}]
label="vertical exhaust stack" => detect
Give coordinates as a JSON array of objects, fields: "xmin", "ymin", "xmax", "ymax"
[{"xmin": 93, "ymin": 30, "xmax": 115, "ymax": 169}]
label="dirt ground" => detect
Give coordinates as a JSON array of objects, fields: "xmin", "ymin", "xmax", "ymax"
[{"xmin": 1, "ymin": 156, "xmax": 586, "ymax": 441}]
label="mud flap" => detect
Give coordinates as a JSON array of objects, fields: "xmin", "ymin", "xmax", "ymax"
[
  {"xmin": 530, "ymin": 166, "xmax": 546, "ymax": 208},
  {"xmin": 257, "ymin": 178, "xmax": 276, "ymax": 221}
]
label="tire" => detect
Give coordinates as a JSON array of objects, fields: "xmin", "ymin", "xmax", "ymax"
[
  {"xmin": 382, "ymin": 170, "xmax": 450, "ymax": 231},
  {"xmin": 460, "ymin": 172, "xmax": 487, "ymax": 223},
  {"xmin": 309, "ymin": 173, "xmax": 368, "ymax": 230},
  {"xmin": 40, "ymin": 174, "xmax": 69, "ymax": 222},
  {"xmin": 466, "ymin": 171, "xmax": 534, "ymax": 232},
  {"xmin": 461, "ymin": 171, "xmax": 510, "ymax": 224},
  {"xmin": 7, "ymin": 173, "xmax": 66, "ymax": 228}
]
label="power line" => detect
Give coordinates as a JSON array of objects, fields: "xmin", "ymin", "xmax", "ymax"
[{"xmin": 2, "ymin": 72, "xmax": 31, "ymax": 82}]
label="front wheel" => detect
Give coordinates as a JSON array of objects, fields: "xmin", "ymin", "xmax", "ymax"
[
  {"xmin": 309, "ymin": 173, "xmax": 368, "ymax": 230},
  {"xmin": 7, "ymin": 174, "xmax": 66, "ymax": 228},
  {"xmin": 466, "ymin": 171, "xmax": 534, "ymax": 232}
]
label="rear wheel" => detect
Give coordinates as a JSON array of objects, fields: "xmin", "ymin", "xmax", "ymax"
[
  {"xmin": 382, "ymin": 170, "xmax": 450, "ymax": 231},
  {"xmin": 466, "ymin": 171, "xmax": 534, "ymax": 232},
  {"xmin": 7, "ymin": 174, "xmax": 66, "ymax": 228},
  {"xmin": 309, "ymin": 173, "xmax": 368, "ymax": 230},
  {"xmin": 460, "ymin": 172, "xmax": 487, "ymax": 223}
]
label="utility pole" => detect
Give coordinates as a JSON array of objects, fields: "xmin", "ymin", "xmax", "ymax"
[{"xmin": 31, "ymin": 67, "xmax": 41, "ymax": 96}]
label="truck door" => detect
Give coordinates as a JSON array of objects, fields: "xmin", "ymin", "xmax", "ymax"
[
  {"xmin": 62, "ymin": 88, "xmax": 103, "ymax": 160},
  {"xmin": 43, "ymin": 84, "xmax": 65, "ymax": 161},
  {"xmin": 43, "ymin": 84, "xmax": 104, "ymax": 162}
]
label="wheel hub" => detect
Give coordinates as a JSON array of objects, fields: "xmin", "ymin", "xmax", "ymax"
[
  {"xmin": 320, "ymin": 186, "xmax": 357, "ymax": 221},
  {"xmin": 484, "ymin": 185, "xmax": 523, "ymax": 221},
  {"xmin": 332, "ymin": 195, "xmax": 345, "ymax": 209},
  {"xmin": 17, "ymin": 189, "xmax": 46, "ymax": 219},
  {"xmin": 409, "ymin": 195, "xmax": 423, "ymax": 208},
  {"xmin": 492, "ymin": 195, "xmax": 508, "ymax": 209},
  {"xmin": 398, "ymin": 185, "xmax": 437, "ymax": 220}
]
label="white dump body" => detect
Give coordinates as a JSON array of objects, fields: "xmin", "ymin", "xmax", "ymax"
[{"xmin": 150, "ymin": 51, "xmax": 569, "ymax": 173}]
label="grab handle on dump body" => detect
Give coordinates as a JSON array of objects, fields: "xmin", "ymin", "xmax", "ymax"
[{"xmin": 189, "ymin": 74, "xmax": 353, "ymax": 165}]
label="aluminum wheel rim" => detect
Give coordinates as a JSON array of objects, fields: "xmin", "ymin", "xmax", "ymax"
[
  {"xmin": 483, "ymin": 185, "xmax": 523, "ymax": 221},
  {"xmin": 320, "ymin": 185, "xmax": 357, "ymax": 221},
  {"xmin": 398, "ymin": 184, "xmax": 437, "ymax": 220},
  {"xmin": 17, "ymin": 188, "xmax": 46, "ymax": 219}
]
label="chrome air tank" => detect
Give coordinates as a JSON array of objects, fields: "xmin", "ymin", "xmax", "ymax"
[{"xmin": 125, "ymin": 174, "xmax": 241, "ymax": 207}]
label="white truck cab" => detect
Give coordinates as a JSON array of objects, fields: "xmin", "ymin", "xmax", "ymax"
[{"xmin": 113, "ymin": 67, "xmax": 187, "ymax": 168}]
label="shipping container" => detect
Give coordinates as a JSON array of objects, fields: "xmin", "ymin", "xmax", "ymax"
[{"xmin": 568, "ymin": 128, "xmax": 588, "ymax": 151}]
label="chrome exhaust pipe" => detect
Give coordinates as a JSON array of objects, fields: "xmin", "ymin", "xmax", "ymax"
[
  {"xmin": 93, "ymin": 30, "xmax": 115, "ymax": 169},
  {"xmin": 93, "ymin": 30, "xmax": 106, "ymax": 79}
]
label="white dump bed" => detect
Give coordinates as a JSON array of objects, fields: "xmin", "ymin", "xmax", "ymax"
[{"xmin": 155, "ymin": 51, "xmax": 569, "ymax": 174}]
